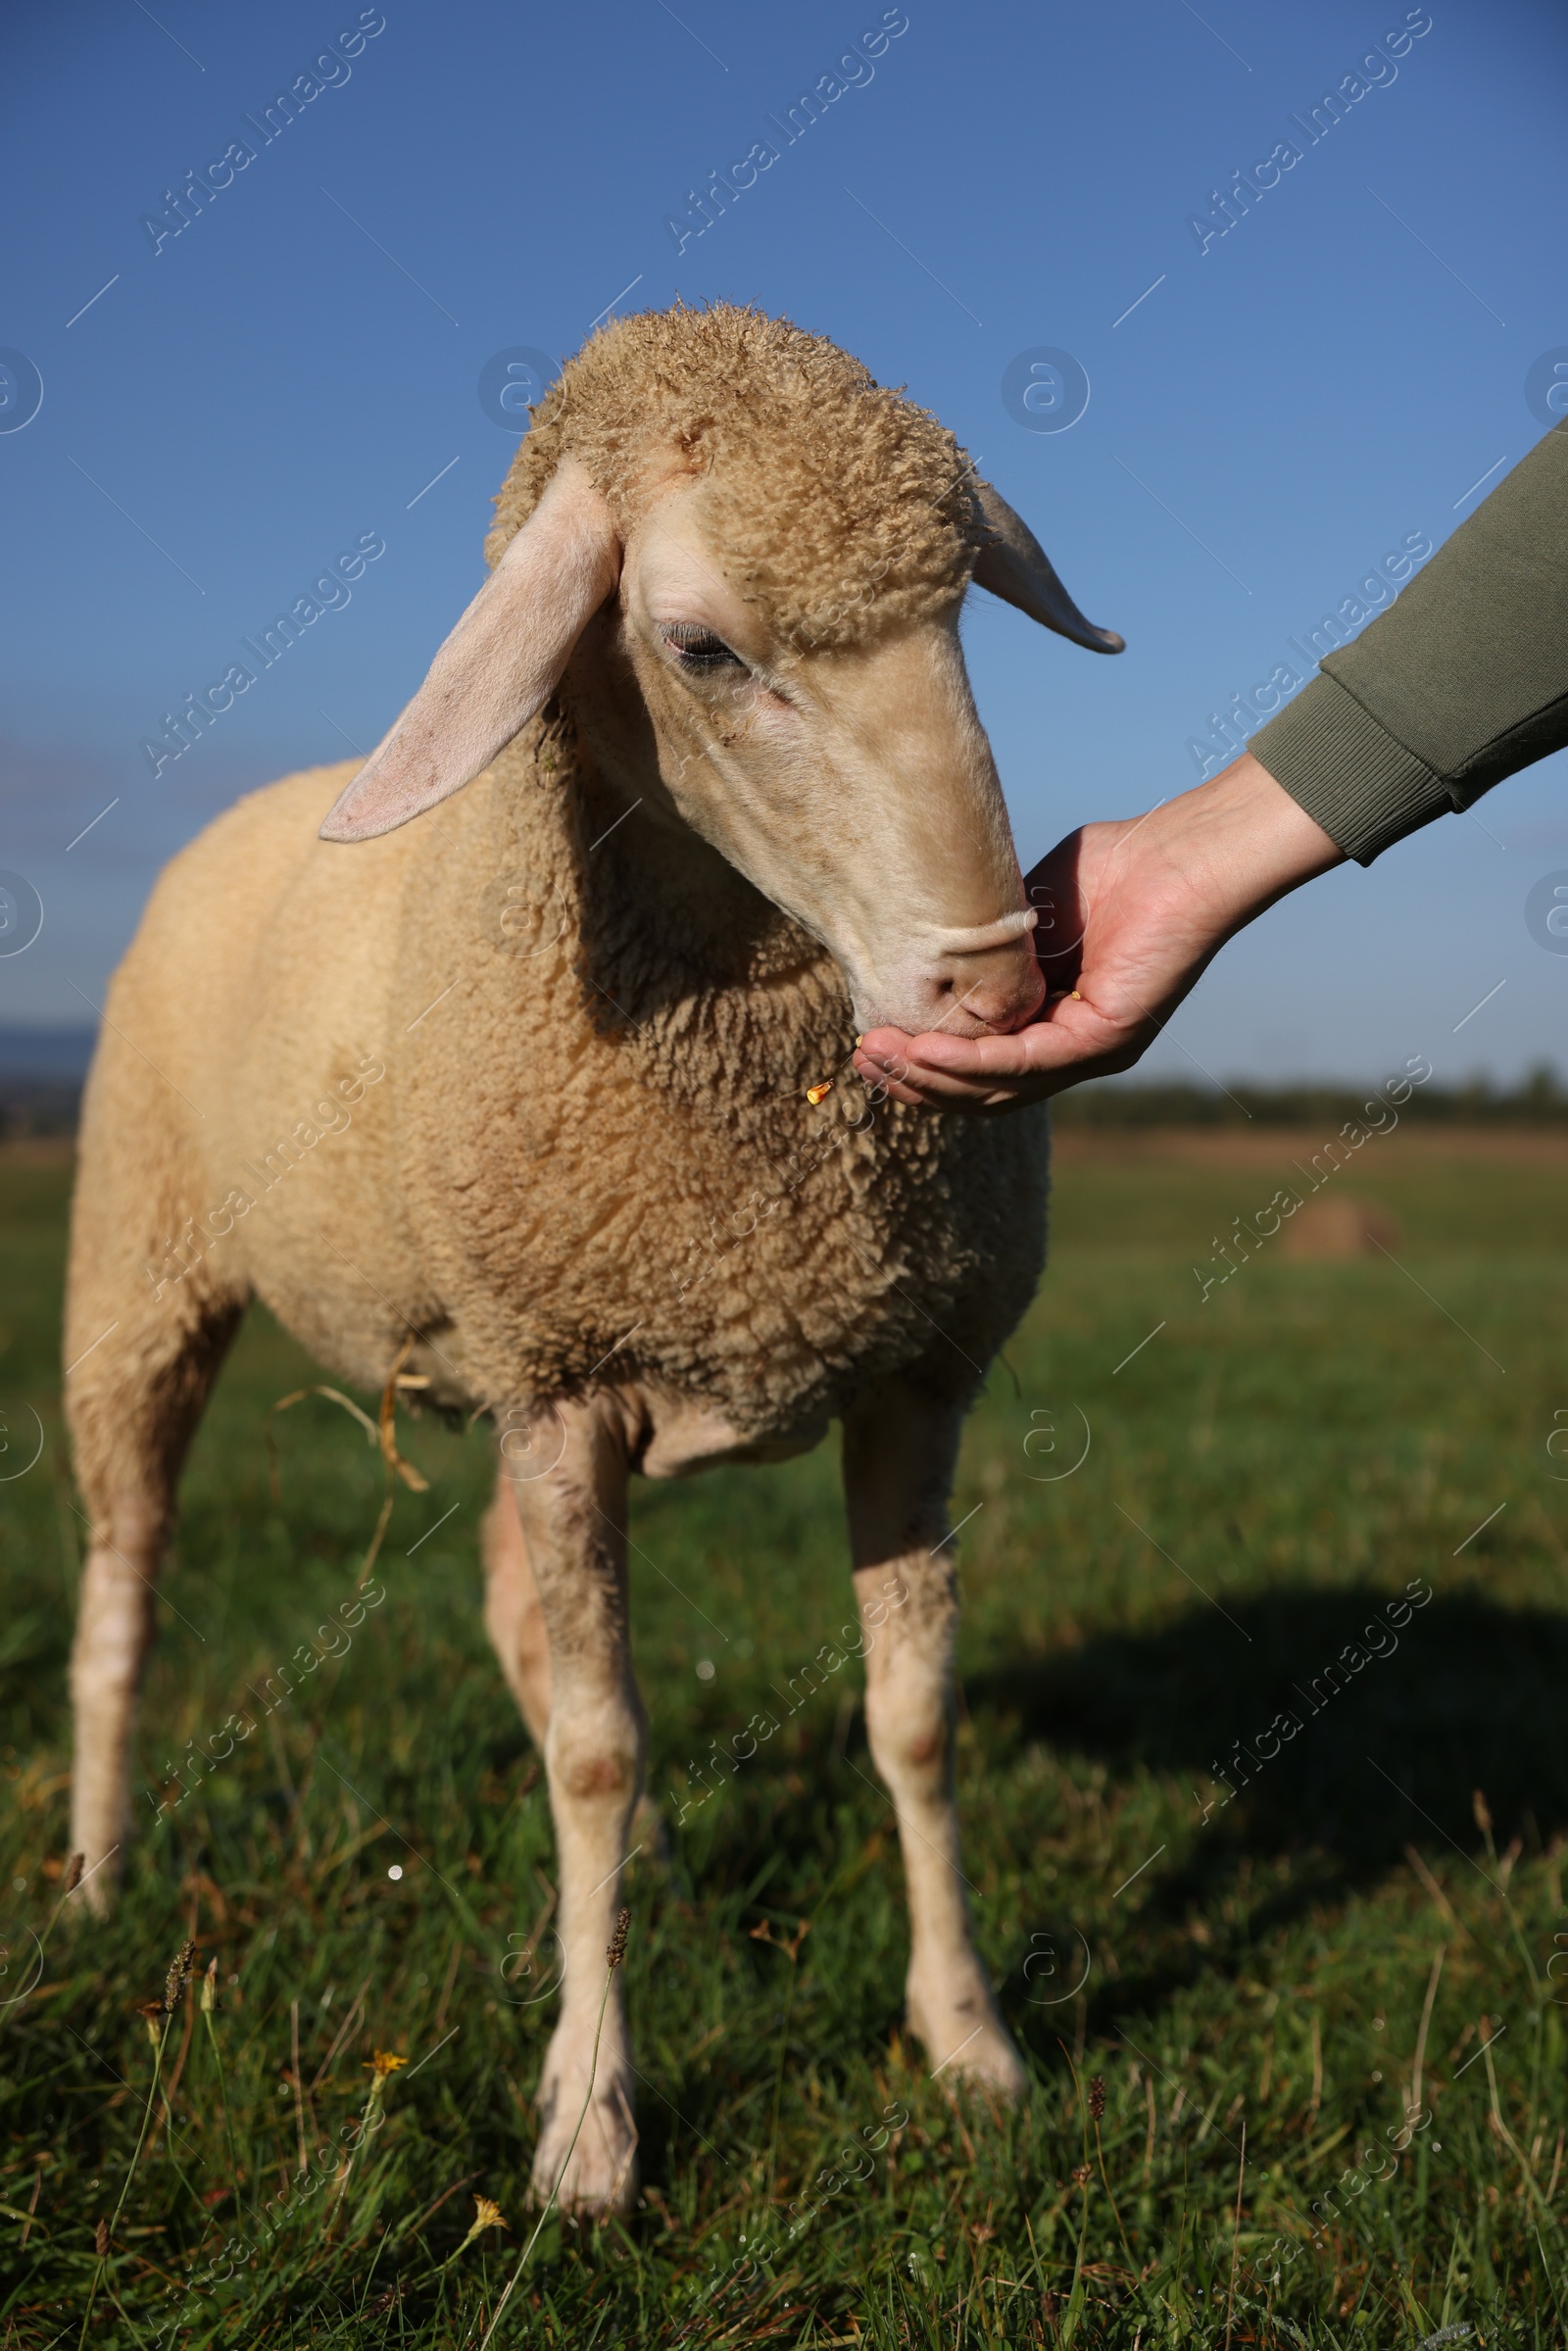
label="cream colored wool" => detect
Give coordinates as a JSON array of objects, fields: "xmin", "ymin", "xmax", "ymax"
[
  {"xmin": 66, "ymin": 307, "xmax": 1048, "ymax": 1485},
  {"xmin": 487, "ymin": 303, "xmax": 984, "ymax": 650},
  {"xmin": 64, "ymin": 726, "xmax": 1045, "ymax": 1460},
  {"xmin": 62, "ymin": 303, "xmax": 1109, "ymax": 2211}
]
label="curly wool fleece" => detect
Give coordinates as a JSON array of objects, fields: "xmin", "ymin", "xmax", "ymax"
[
  {"xmin": 65, "ymin": 302, "xmax": 1048, "ymax": 1494},
  {"xmin": 486, "ymin": 302, "xmax": 987, "ymax": 652}
]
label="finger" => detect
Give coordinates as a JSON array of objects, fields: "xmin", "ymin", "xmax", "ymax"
[
  {"xmin": 851, "ymin": 1051, "xmax": 1005, "ymax": 1110},
  {"xmin": 852, "ymin": 1053, "xmax": 987, "ymax": 1105},
  {"xmin": 864, "ymin": 1026, "xmax": 1152, "ymax": 1115},
  {"xmin": 856, "ymin": 1022, "xmax": 1051, "ymax": 1079},
  {"xmin": 855, "ymin": 995, "xmax": 1152, "ymax": 1111},
  {"xmin": 905, "ymin": 1028, "xmax": 1064, "ymax": 1076},
  {"xmin": 896, "ymin": 1001, "xmax": 1132, "ymax": 1078}
]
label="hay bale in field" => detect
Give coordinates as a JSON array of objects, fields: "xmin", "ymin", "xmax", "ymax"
[{"xmin": 1281, "ymin": 1192, "xmax": 1401, "ymax": 1259}]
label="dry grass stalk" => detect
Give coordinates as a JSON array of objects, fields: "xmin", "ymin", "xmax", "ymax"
[{"xmin": 478, "ymin": 1913, "xmax": 633, "ymax": 2350}]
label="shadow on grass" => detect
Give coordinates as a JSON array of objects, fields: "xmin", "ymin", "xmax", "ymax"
[
  {"xmin": 969, "ymin": 1584, "xmax": 1568, "ymax": 1871},
  {"xmin": 966, "ymin": 1584, "xmax": 1568, "ymax": 2056},
  {"xmin": 626, "ymin": 1585, "xmax": 1568, "ymax": 2079}
]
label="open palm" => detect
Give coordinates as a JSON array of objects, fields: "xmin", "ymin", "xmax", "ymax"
[{"xmin": 852, "ymin": 757, "xmax": 1344, "ymax": 1113}]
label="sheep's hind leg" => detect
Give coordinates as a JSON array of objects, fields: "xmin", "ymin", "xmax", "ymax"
[
  {"xmin": 844, "ymin": 1376, "xmax": 1026, "ymax": 2100},
  {"xmin": 504, "ymin": 1399, "xmax": 645, "ymax": 2216},
  {"xmin": 65, "ymin": 1295, "xmax": 243, "ymax": 1915}
]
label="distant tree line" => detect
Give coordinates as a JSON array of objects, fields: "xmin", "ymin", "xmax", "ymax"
[
  {"xmin": 5, "ymin": 1063, "xmax": 1568, "ymax": 1145},
  {"xmin": 1, "ymin": 1080, "xmax": 83, "ymax": 1142},
  {"xmin": 1052, "ymin": 1064, "xmax": 1568, "ymax": 1127}
]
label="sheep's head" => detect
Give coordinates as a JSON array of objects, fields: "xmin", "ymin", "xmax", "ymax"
[{"xmin": 321, "ymin": 304, "xmax": 1121, "ymax": 1040}]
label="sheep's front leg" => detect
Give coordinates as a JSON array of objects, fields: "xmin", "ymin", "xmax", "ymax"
[
  {"xmin": 844, "ymin": 1377, "xmax": 1025, "ymax": 2099},
  {"xmin": 481, "ymin": 1466, "xmax": 553, "ymax": 1751},
  {"xmin": 506, "ymin": 1399, "xmax": 645, "ymax": 2215}
]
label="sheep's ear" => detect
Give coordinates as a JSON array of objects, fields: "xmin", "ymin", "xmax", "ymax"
[
  {"xmin": 319, "ymin": 459, "xmax": 620, "ymax": 843},
  {"xmin": 970, "ymin": 480, "xmax": 1124, "ymax": 655}
]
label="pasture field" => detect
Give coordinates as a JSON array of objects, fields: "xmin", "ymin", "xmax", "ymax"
[{"xmin": 2, "ymin": 1130, "xmax": 1568, "ymax": 2347}]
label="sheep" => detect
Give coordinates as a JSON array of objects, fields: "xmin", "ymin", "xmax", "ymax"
[{"xmin": 64, "ymin": 302, "xmax": 1121, "ymax": 2215}]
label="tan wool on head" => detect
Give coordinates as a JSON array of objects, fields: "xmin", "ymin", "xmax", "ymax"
[{"xmin": 484, "ymin": 301, "xmax": 985, "ymax": 651}]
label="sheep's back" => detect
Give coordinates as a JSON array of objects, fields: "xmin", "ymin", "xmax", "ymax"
[{"xmin": 82, "ymin": 762, "xmax": 441, "ymax": 1380}]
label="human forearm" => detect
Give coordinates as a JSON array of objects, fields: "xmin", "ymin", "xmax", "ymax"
[
  {"xmin": 1121, "ymin": 752, "xmax": 1348, "ymax": 939},
  {"xmin": 857, "ymin": 422, "xmax": 1568, "ymax": 1114},
  {"xmin": 1254, "ymin": 416, "xmax": 1568, "ymax": 863}
]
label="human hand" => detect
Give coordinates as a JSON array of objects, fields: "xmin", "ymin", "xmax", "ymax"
[{"xmin": 852, "ymin": 754, "xmax": 1345, "ymax": 1112}]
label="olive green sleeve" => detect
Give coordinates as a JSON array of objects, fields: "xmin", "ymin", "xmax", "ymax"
[{"xmin": 1250, "ymin": 416, "xmax": 1568, "ymax": 863}]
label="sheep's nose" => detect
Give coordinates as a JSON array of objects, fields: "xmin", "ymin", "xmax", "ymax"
[{"xmin": 930, "ymin": 942, "xmax": 1046, "ymax": 1035}]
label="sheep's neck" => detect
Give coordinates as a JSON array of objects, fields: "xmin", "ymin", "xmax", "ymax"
[{"xmin": 504, "ymin": 710, "xmax": 853, "ymax": 1118}]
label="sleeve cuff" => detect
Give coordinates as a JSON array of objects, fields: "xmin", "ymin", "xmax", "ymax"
[{"xmin": 1248, "ymin": 673, "xmax": 1452, "ymax": 865}]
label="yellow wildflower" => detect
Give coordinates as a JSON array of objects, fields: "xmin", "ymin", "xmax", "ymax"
[{"xmin": 444, "ymin": 2191, "xmax": 510, "ymax": 2265}]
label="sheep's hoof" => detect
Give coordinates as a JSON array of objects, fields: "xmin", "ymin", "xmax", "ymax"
[
  {"xmin": 908, "ymin": 1976, "xmax": 1028, "ymax": 2102},
  {"xmin": 530, "ymin": 2053, "xmax": 639, "ymax": 2218}
]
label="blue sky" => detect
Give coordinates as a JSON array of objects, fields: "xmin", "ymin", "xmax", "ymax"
[{"xmin": 2, "ymin": 0, "xmax": 1564, "ymax": 1085}]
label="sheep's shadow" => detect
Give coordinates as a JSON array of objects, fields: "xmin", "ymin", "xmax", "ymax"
[
  {"xmin": 968, "ymin": 1583, "xmax": 1568, "ymax": 1867},
  {"xmin": 965, "ymin": 1583, "xmax": 1568, "ymax": 2049}
]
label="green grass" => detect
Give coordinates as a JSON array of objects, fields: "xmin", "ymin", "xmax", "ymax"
[{"xmin": 3, "ymin": 1133, "xmax": 1568, "ymax": 2346}]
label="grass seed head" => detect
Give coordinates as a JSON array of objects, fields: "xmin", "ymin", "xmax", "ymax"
[
  {"xmin": 95, "ymin": 2218, "xmax": 109, "ymax": 2258},
  {"xmin": 137, "ymin": 1999, "xmax": 165, "ymax": 2049},
  {"xmin": 200, "ymin": 1955, "xmax": 219, "ymax": 2013},
  {"xmin": 63, "ymin": 1851, "xmax": 83, "ymax": 1895},
  {"xmin": 164, "ymin": 1938, "xmax": 195, "ymax": 2014},
  {"xmin": 608, "ymin": 1907, "xmax": 631, "ymax": 1969},
  {"xmin": 1088, "ymin": 2074, "xmax": 1105, "ymax": 2121}
]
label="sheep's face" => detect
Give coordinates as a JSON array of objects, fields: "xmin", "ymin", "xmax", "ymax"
[
  {"xmin": 598, "ymin": 477, "xmax": 1043, "ymax": 1038},
  {"xmin": 322, "ymin": 400, "xmax": 1120, "ymax": 1043}
]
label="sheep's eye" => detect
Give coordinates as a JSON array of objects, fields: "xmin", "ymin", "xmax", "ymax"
[{"xmin": 662, "ymin": 623, "xmax": 745, "ymax": 673}]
